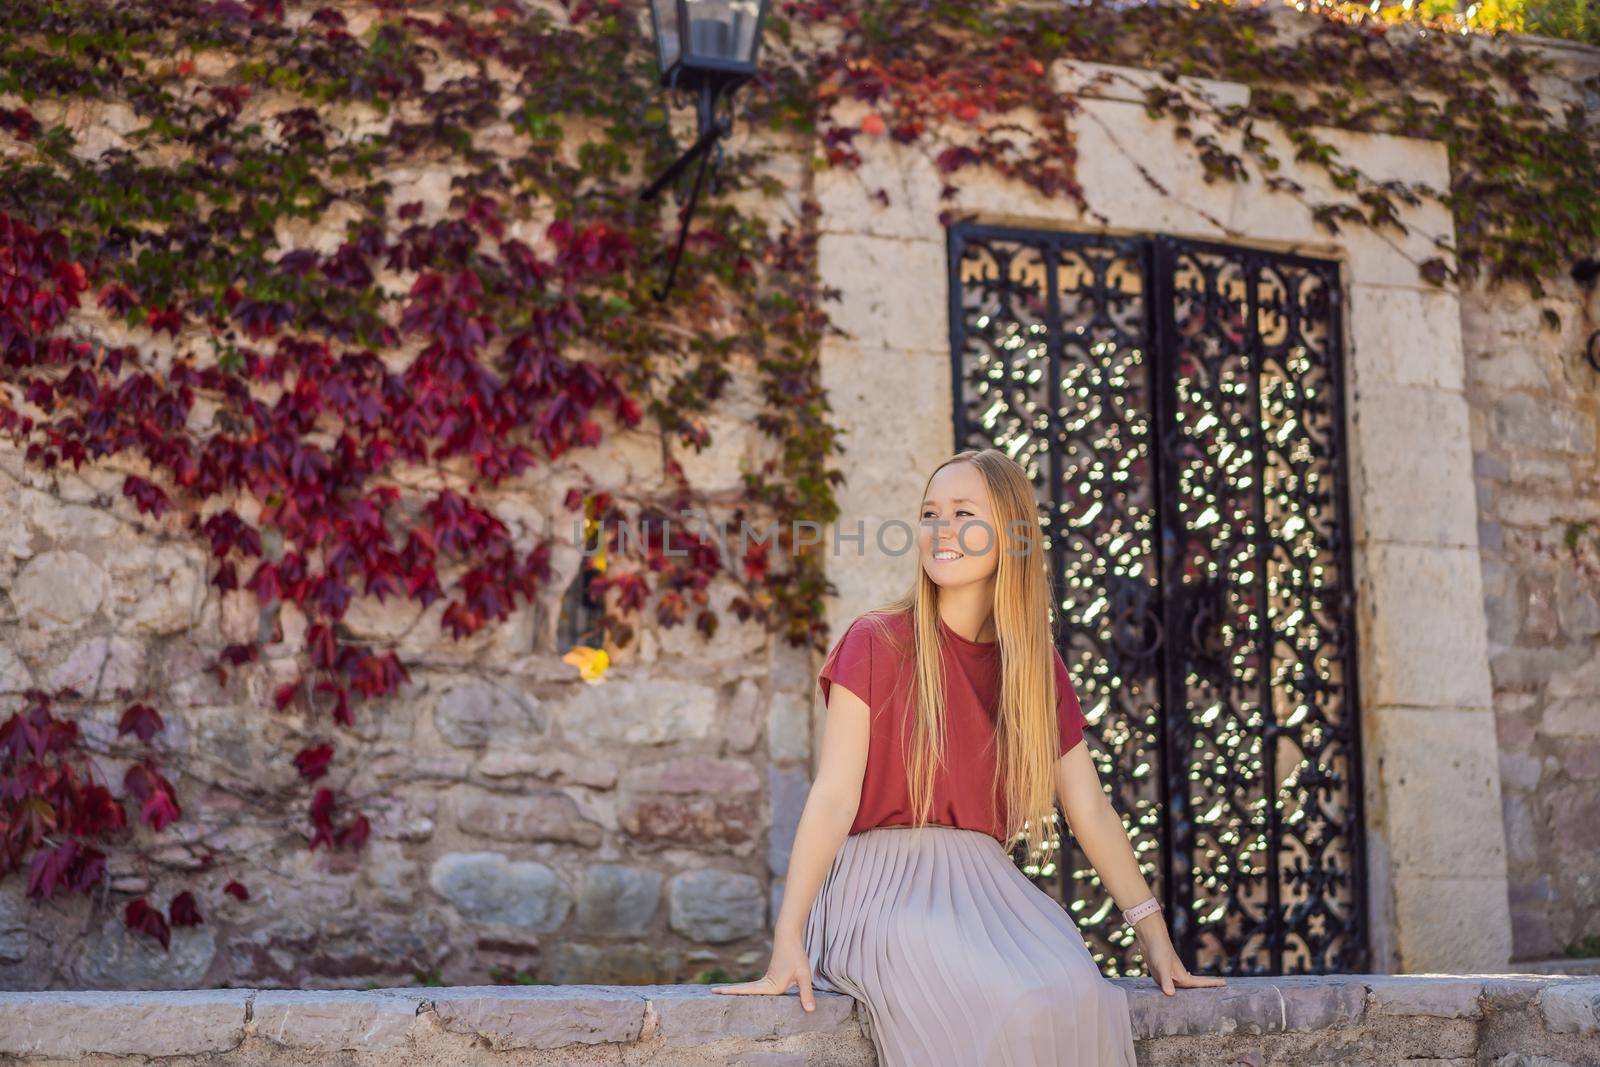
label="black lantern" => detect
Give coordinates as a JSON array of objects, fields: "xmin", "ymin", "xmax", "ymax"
[
  {"xmin": 641, "ymin": 0, "xmax": 769, "ymax": 300},
  {"xmin": 650, "ymin": 0, "xmax": 767, "ymax": 94}
]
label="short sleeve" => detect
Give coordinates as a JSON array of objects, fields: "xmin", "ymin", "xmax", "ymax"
[
  {"xmin": 818, "ymin": 617, "xmax": 874, "ymax": 709},
  {"xmin": 1054, "ymin": 646, "xmax": 1086, "ymax": 758}
]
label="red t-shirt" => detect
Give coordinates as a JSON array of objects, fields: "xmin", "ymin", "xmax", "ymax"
[{"xmin": 816, "ymin": 608, "xmax": 1087, "ymax": 845}]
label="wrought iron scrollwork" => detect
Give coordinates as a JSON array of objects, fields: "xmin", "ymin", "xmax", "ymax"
[{"xmin": 951, "ymin": 224, "xmax": 1368, "ymax": 978}]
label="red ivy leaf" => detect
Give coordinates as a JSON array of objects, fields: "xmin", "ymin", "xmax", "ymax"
[
  {"xmin": 26, "ymin": 841, "xmax": 104, "ymax": 899},
  {"xmin": 223, "ymin": 880, "xmax": 250, "ymax": 901},
  {"xmin": 308, "ymin": 787, "xmax": 336, "ymax": 850},
  {"xmin": 126, "ymin": 764, "xmax": 182, "ymax": 831},
  {"xmin": 336, "ymin": 813, "xmax": 370, "ymax": 850},
  {"xmin": 219, "ymin": 643, "xmax": 258, "ymax": 667},
  {"xmin": 292, "ymin": 742, "xmax": 333, "ymax": 781},
  {"xmin": 168, "ymin": 890, "xmax": 203, "ymax": 927},
  {"xmin": 307, "ymin": 624, "xmax": 338, "ymax": 669},
  {"xmin": 117, "ymin": 703, "xmax": 164, "ymax": 743},
  {"xmin": 140, "ymin": 784, "xmax": 182, "ymax": 832},
  {"xmin": 144, "ymin": 305, "xmax": 183, "ymax": 337},
  {"xmin": 124, "ymin": 898, "xmax": 171, "ymax": 950},
  {"xmin": 122, "ymin": 475, "xmax": 171, "ymax": 519}
]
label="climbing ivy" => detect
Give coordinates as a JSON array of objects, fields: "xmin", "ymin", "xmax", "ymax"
[{"xmin": 0, "ymin": 0, "xmax": 1593, "ymax": 953}]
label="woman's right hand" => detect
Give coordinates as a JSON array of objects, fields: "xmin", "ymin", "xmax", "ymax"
[{"xmin": 710, "ymin": 929, "xmax": 817, "ymax": 1011}]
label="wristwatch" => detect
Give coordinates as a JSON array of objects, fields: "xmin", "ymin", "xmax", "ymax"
[{"xmin": 1122, "ymin": 896, "xmax": 1162, "ymax": 927}]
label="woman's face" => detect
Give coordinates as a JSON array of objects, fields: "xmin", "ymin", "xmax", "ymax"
[{"xmin": 919, "ymin": 462, "xmax": 1000, "ymax": 588}]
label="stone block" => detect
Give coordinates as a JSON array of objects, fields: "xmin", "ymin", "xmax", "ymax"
[
  {"xmin": 475, "ymin": 748, "xmax": 619, "ymax": 787},
  {"xmin": 1348, "ymin": 284, "xmax": 1467, "ymax": 392},
  {"xmin": 362, "ymin": 842, "xmax": 424, "ymax": 909},
  {"xmin": 542, "ymin": 942, "xmax": 680, "ymax": 984},
  {"xmin": 815, "ymin": 135, "xmax": 945, "ymax": 241},
  {"xmin": 1359, "ymin": 542, "xmax": 1493, "ymax": 710},
  {"xmin": 343, "ymin": 594, "xmax": 424, "ymax": 641},
  {"xmin": 646, "ymin": 984, "xmax": 856, "ymax": 1045},
  {"xmin": 1331, "ymin": 207, "xmax": 1456, "ymax": 295},
  {"xmin": 1348, "ymin": 386, "xmax": 1477, "ymax": 548},
  {"xmin": 429, "ymin": 852, "xmax": 571, "ymax": 932},
  {"xmin": 559, "ymin": 677, "xmax": 718, "ymax": 745},
  {"xmin": 1071, "ymin": 99, "xmax": 1239, "ymax": 241},
  {"xmin": 44, "ymin": 635, "xmax": 144, "ymax": 698},
  {"xmin": 104, "ymin": 543, "xmax": 205, "ymax": 635},
  {"xmin": 1568, "ymin": 740, "xmax": 1600, "ymax": 780},
  {"xmin": 0, "ymin": 889, "xmax": 28, "ymax": 964},
  {"xmin": 575, "ymin": 864, "xmax": 663, "ymax": 936},
  {"xmin": 1275, "ymin": 976, "xmax": 1368, "ymax": 1031},
  {"xmin": 1538, "ymin": 979, "xmax": 1600, "ymax": 1034},
  {"xmin": 810, "ymin": 349, "xmax": 954, "ymax": 514},
  {"xmin": 0, "ymin": 643, "xmax": 33, "ymax": 694},
  {"xmin": 1051, "ymin": 59, "xmax": 1251, "ymax": 109},
  {"xmin": 815, "ymin": 234, "xmax": 949, "ymax": 354},
  {"xmin": 1491, "ymin": 393, "xmax": 1594, "ymax": 455},
  {"xmin": 1391, "ymin": 874, "xmax": 1514, "ymax": 973},
  {"xmin": 430, "ymin": 677, "xmax": 545, "ymax": 747},
  {"xmin": 1368, "ymin": 707, "xmax": 1508, "ymax": 878},
  {"xmin": 454, "ymin": 791, "xmax": 603, "ymax": 846},
  {"xmin": 1545, "ymin": 782, "xmax": 1600, "ymax": 854},
  {"xmin": 620, "ymin": 797, "xmax": 759, "ymax": 848},
  {"xmin": 68, "ymin": 911, "xmax": 216, "ymax": 988},
  {"xmin": 0, "ymin": 990, "xmax": 249, "ymax": 1057},
  {"xmin": 1365, "ymin": 975, "xmax": 1485, "ymax": 1018},
  {"xmin": 623, "ymin": 756, "xmax": 762, "ymax": 794},
  {"xmin": 668, "ymin": 869, "xmax": 765, "ymax": 943},
  {"xmin": 768, "ymin": 765, "xmax": 810, "ymax": 877},
  {"xmin": 671, "ymin": 409, "xmax": 762, "ymax": 493},
  {"xmin": 1123, "ymin": 978, "xmax": 1289, "ymax": 1038},
  {"xmin": 428, "ymin": 985, "xmax": 647, "ymax": 1050},
  {"xmin": 724, "ymin": 677, "xmax": 766, "ymax": 752},
  {"xmin": 652, "ymin": 583, "xmax": 773, "ymax": 664},
  {"xmin": 12, "ymin": 550, "xmax": 105, "ymax": 631},
  {"xmin": 767, "ymin": 691, "xmax": 812, "ymax": 763},
  {"xmin": 250, "ymin": 990, "xmax": 427, "ymax": 1051}
]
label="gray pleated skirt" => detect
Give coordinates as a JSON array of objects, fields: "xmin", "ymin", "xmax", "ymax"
[{"xmin": 804, "ymin": 824, "xmax": 1139, "ymax": 1067}]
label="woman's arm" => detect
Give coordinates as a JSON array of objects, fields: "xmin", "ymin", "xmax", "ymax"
[
  {"xmin": 1055, "ymin": 743, "xmax": 1226, "ymax": 995},
  {"xmin": 711, "ymin": 679, "xmax": 871, "ymax": 1009},
  {"xmin": 773, "ymin": 682, "xmax": 869, "ymax": 940}
]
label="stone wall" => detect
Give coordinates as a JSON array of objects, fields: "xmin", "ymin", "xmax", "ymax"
[
  {"xmin": 2, "ymin": 4, "xmax": 1599, "ymax": 991},
  {"xmin": 1463, "ymin": 35, "xmax": 1600, "ymax": 965},
  {"xmin": 2, "ymin": 975, "xmax": 1599, "ymax": 1066},
  {"xmin": 0, "ymin": 0, "xmax": 832, "ymax": 990},
  {"xmin": 0, "ymin": 407, "xmax": 814, "ymax": 988}
]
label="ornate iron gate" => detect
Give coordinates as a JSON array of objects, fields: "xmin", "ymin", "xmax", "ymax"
[{"xmin": 948, "ymin": 224, "xmax": 1368, "ymax": 977}]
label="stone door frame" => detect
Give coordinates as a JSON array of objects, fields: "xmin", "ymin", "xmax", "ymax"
[{"xmin": 943, "ymin": 220, "xmax": 1370, "ymax": 974}]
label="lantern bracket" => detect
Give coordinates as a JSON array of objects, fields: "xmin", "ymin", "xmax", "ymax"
[{"xmin": 640, "ymin": 83, "xmax": 734, "ymax": 302}]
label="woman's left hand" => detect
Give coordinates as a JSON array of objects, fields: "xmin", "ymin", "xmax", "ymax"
[{"xmin": 1136, "ymin": 928, "xmax": 1227, "ymax": 996}]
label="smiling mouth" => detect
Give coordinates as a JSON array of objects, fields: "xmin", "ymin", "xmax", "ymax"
[{"xmin": 932, "ymin": 550, "xmax": 963, "ymax": 561}]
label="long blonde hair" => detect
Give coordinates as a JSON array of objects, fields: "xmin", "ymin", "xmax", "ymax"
[{"xmin": 853, "ymin": 447, "xmax": 1069, "ymax": 866}]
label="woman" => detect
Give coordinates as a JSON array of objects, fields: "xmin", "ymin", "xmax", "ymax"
[{"xmin": 712, "ymin": 448, "xmax": 1225, "ymax": 1065}]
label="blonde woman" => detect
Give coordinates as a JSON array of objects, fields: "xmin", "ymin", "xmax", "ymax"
[{"xmin": 713, "ymin": 447, "xmax": 1225, "ymax": 1065}]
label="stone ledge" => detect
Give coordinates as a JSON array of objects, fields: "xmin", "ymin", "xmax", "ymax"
[{"xmin": 0, "ymin": 974, "xmax": 1596, "ymax": 1065}]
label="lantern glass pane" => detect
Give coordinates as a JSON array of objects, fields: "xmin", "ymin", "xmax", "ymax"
[
  {"xmin": 650, "ymin": 0, "xmax": 680, "ymax": 72},
  {"xmin": 682, "ymin": 0, "xmax": 762, "ymax": 64}
]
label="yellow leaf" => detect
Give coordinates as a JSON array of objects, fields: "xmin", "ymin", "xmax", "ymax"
[{"xmin": 562, "ymin": 645, "xmax": 609, "ymax": 683}]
